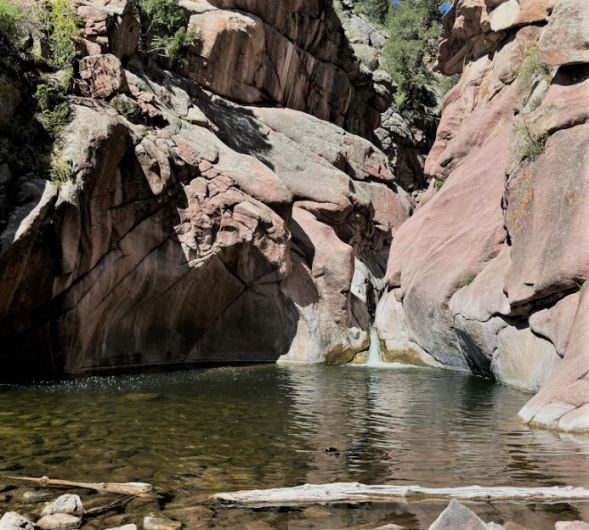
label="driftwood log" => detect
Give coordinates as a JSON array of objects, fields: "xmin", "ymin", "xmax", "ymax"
[
  {"xmin": 8, "ymin": 477, "xmax": 161, "ymax": 498},
  {"xmin": 212, "ymin": 482, "xmax": 589, "ymax": 506}
]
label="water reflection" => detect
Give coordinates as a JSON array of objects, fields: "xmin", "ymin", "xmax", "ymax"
[{"xmin": 0, "ymin": 365, "xmax": 589, "ymax": 528}]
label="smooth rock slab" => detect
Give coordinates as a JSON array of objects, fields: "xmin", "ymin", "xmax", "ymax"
[
  {"xmin": 42, "ymin": 494, "xmax": 83, "ymax": 516},
  {"xmin": 429, "ymin": 500, "xmax": 504, "ymax": 530},
  {"xmin": 36, "ymin": 514, "xmax": 81, "ymax": 530},
  {"xmin": 143, "ymin": 517, "xmax": 181, "ymax": 530},
  {"xmin": 0, "ymin": 513, "xmax": 35, "ymax": 530}
]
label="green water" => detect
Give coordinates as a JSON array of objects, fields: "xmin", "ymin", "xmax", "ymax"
[{"xmin": 1, "ymin": 365, "xmax": 589, "ymax": 529}]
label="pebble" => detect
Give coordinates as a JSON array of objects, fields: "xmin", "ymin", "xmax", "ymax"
[
  {"xmin": 143, "ymin": 517, "xmax": 181, "ymax": 530},
  {"xmin": 37, "ymin": 514, "xmax": 81, "ymax": 530}
]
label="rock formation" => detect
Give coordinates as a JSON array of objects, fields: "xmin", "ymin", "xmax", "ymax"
[
  {"xmin": 375, "ymin": 0, "xmax": 589, "ymax": 431},
  {"xmin": 335, "ymin": 0, "xmax": 439, "ymax": 193},
  {"xmin": 0, "ymin": 0, "xmax": 410, "ymax": 378}
]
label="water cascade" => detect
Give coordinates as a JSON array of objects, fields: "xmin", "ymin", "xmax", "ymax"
[{"xmin": 366, "ymin": 325, "xmax": 384, "ymax": 366}]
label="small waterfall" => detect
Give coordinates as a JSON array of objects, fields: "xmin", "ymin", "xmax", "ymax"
[{"xmin": 366, "ymin": 325, "xmax": 383, "ymax": 366}]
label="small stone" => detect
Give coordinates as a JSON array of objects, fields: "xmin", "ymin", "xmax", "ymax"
[
  {"xmin": 143, "ymin": 517, "xmax": 181, "ymax": 530},
  {"xmin": 37, "ymin": 514, "xmax": 81, "ymax": 530},
  {"xmin": 42, "ymin": 494, "xmax": 83, "ymax": 516},
  {"xmin": 0, "ymin": 512, "xmax": 35, "ymax": 530},
  {"xmin": 555, "ymin": 522, "xmax": 589, "ymax": 530},
  {"xmin": 105, "ymin": 525, "xmax": 137, "ymax": 530},
  {"xmin": 23, "ymin": 491, "xmax": 52, "ymax": 504}
]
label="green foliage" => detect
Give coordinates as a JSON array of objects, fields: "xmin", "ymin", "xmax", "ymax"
[
  {"xmin": 47, "ymin": 0, "xmax": 80, "ymax": 66},
  {"xmin": 516, "ymin": 42, "xmax": 551, "ymax": 93},
  {"xmin": 434, "ymin": 179, "xmax": 444, "ymax": 190},
  {"xmin": 0, "ymin": 0, "xmax": 24, "ymax": 45},
  {"xmin": 464, "ymin": 276, "xmax": 475, "ymax": 286},
  {"xmin": 381, "ymin": 0, "xmax": 451, "ymax": 114},
  {"xmin": 34, "ymin": 81, "xmax": 71, "ymax": 135},
  {"xmin": 136, "ymin": 0, "xmax": 193, "ymax": 61},
  {"xmin": 514, "ymin": 122, "xmax": 547, "ymax": 161},
  {"xmin": 352, "ymin": 0, "xmax": 390, "ymax": 24},
  {"xmin": 48, "ymin": 145, "xmax": 72, "ymax": 185}
]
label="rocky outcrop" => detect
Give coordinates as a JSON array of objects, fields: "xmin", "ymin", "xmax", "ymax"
[
  {"xmin": 0, "ymin": 0, "xmax": 411, "ymax": 378},
  {"xmin": 375, "ymin": 0, "xmax": 589, "ymax": 429},
  {"xmin": 334, "ymin": 1, "xmax": 438, "ymax": 193},
  {"xmin": 174, "ymin": 0, "xmax": 393, "ymax": 139}
]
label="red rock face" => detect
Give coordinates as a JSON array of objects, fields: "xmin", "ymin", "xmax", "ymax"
[
  {"xmin": 0, "ymin": 2, "xmax": 410, "ymax": 377},
  {"xmin": 377, "ymin": 0, "xmax": 589, "ymax": 429}
]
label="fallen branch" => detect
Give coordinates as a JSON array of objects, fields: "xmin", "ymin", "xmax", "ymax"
[
  {"xmin": 212, "ymin": 482, "xmax": 589, "ymax": 506},
  {"xmin": 75, "ymin": 495, "xmax": 135, "ymax": 517},
  {"xmin": 8, "ymin": 477, "xmax": 162, "ymax": 499}
]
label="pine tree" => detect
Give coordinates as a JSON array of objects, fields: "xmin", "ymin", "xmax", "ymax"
[
  {"xmin": 354, "ymin": 0, "xmax": 391, "ymax": 25},
  {"xmin": 382, "ymin": 0, "xmax": 452, "ymax": 113}
]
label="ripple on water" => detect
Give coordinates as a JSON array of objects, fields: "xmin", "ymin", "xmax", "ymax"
[{"xmin": 1, "ymin": 365, "xmax": 589, "ymax": 528}]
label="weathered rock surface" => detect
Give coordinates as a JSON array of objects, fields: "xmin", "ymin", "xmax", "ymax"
[
  {"xmin": 375, "ymin": 0, "xmax": 589, "ymax": 427},
  {"xmin": 177, "ymin": 0, "xmax": 390, "ymax": 139},
  {"xmin": 0, "ymin": 1, "xmax": 409, "ymax": 375}
]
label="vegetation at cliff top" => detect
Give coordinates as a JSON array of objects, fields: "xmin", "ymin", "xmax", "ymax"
[
  {"xmin": 136, "ymin": 0, "xmax": 194, "ymax": 62},
  {"xmin": 381, "ymin": 0, "xmax": 454, "ymax": 115},
  {"xmin": 0, "ymin": 0, "xmax": 80, "ymax": 184}
]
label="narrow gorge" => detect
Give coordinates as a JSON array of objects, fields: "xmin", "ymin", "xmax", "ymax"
[{"xmin": 1, "ymin": 0, "xmax": 589, "ymax": 528}]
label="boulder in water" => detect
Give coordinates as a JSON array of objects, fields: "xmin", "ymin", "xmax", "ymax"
[
  {"xmin": 555, "ymin": 523, "xmax": 589, "ymax": 530},
  {"xmin": 41, "ymin": 494, "xmax": 83, "ymax": 516}
]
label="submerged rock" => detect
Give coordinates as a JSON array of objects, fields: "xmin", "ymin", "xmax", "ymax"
[
  {"xmin": 143, "ymin": 517, "xmax": 181, "ymax": 530},
  {"xmin": 22, "ymin": 491, "xmax": 52, "ymax": 504},
  {"xmin": 41, "ymin": 495, "xmax": 83, "ymax": 516},
  {"xmin": 37, "ymin": 514, "xmax": 81, "ymax": 530},
  {"xmin": 555, "ymin": 523, "xmax": 589, "ymax": 530},
  {"xmin": 428, "ymin": 500, "xmax": 504, "ymax": 530},
  {"xmin": 0, "ymin": 513, "xmax": 35, "ymax": 530}
]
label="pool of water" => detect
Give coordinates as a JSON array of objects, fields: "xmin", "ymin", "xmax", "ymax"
[{"xmin": 1, "ymin": 365, "xmax": 589, "ymax": 529}]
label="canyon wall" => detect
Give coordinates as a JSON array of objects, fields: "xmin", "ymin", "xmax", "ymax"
[
  {"xmin": 375, "ymin": 0, "xmax": 589, "ymax": 431},
  {"xmin": 0, "ymin": 0, "xmax": 411, "ymax": 378}
]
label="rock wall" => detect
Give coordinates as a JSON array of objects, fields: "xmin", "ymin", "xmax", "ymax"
[
  {"xmin": 0, "ymin": 0, "xmax": 411, "ymax": 378},
  {"xmin": 375, "ymin": 0, "xmax": 589, "ymax": 430},
  {"xmin": 176, "ymin": 0, "xmax": 394, "ymax": 139}
]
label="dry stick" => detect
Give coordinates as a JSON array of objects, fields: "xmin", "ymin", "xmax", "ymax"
[
  {"xmin": 212, "ymin": 482, "xmax": 589, "ymax": 507},
  {"xmin": 72, "ymin": 494, "xmax": 135, "ymax": 517},
  {"xmin": 7, "ymin": 476, "xmax": 162, "ymax": 499}
]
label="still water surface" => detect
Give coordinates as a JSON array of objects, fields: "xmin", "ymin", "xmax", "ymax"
[{"xmin": 1, "ymin": 365, "xmax": 589, "ymax": 528}]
